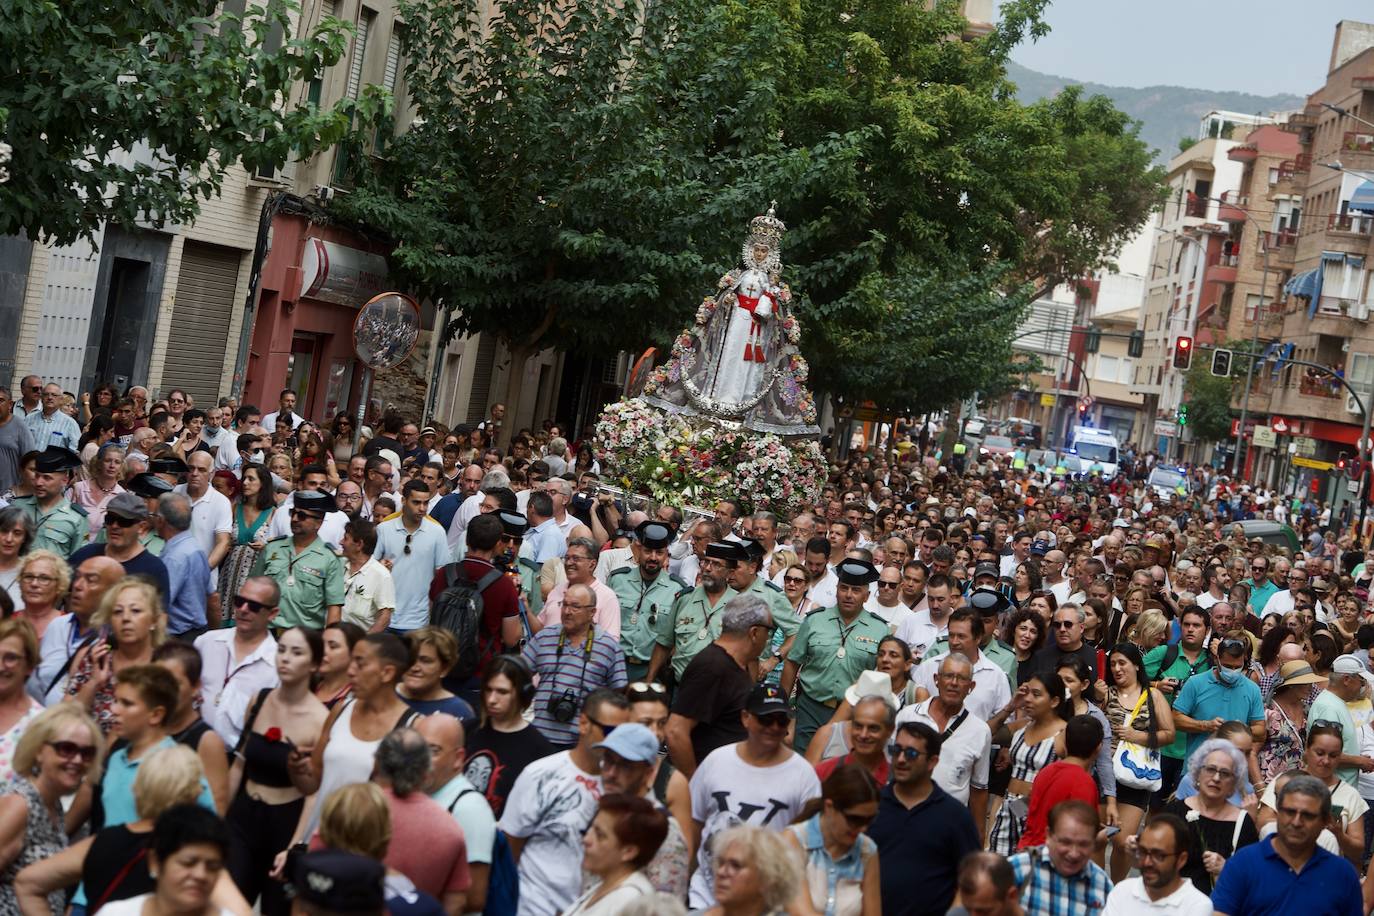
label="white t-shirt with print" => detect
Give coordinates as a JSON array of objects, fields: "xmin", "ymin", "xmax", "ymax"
[
  {"xmin": 687, "ymin": 743, "xmax": 820, "ymax": 909},
  {"xmin": 498, "ymin": 750, "xmax": 602, "ymax": 916}
]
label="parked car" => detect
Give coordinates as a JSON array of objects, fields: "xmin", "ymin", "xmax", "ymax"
[
  {"xmin": 979, "ymin": 435, "xmax": 1015, "ymax": 458},
  {"xmin": 963, "ymin": 416, "xmax": 988, "ymax": 438},
  {"xmin": 1220, "ymin": 519, "xmax": 1300, "ymax": 553},
  {"xmin": 1146, "ymin": 466, "xmax": 1190, "ymax": 502}
]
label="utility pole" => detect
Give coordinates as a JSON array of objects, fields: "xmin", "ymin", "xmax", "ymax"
[{"xmin": 1232, "ymin": 246, "xmax": 1271, "ymax": 475}]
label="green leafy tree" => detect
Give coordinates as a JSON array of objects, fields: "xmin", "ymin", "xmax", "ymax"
[
  {"xmin": 1183, "ymin": 350, "xmax": 1238, "ymax": 443},
  {"xmin": 0, "ymin": 0, "xmax": 387, "ymax": 245}
]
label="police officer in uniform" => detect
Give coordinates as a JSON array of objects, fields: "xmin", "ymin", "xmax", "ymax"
[
  {"xmin": 495, "ymin": 509, "xmax": 537, "ymax": 640},
  {"xmin": 647, "ymin": 540, "xmax": 739, "ymax": 686},
  {"xmin": 92, "ymin": 472, "xmax": 171, "ymax": 555},
  {"xmin": 250, "ymin": 489, "xmax": 345, "ymax": 629},
  {"xmin": 13, "ymin": 446, "xmax": 86, "ymax": 556},
  {"xmin": 609, "ymin": 519, "xmax": 686, "ymax": 682},
  {"xmin": 731, "ymin": 537, "xmax": 799, "ymax": 685},
  {"xmin": 781, "ymin": 558, "xmax": 888, "ymax": 755}
]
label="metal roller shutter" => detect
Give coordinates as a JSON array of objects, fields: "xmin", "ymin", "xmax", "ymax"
[{"xmin": 164, "ymin": 242, "xmax": 241, "ymax": 406}]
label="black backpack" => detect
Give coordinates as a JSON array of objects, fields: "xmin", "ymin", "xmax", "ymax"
[{"xmin": 432, "ymin": 562, "xmax": 503, "ymax": 680}]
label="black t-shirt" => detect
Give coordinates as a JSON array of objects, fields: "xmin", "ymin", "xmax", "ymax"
[
  {"xmin": 69, "ymin": 543, "xmax": 171, "ymax": 605},
  {"xmin": 671, "ymin": 642, "xmax": 750, "ymax": 765},
  {"xmin": 1028, "ymin": 641, "xmax": 1099, "ymax": 680},
  {"xmin": 363, "ymin": 434, "xmax": 404, "ymax": 459},
  {"xmin": 84, "ymin": 825, "xmax": 154, "ymax": 909},
  {"xmin": 463, "ymin": 723, "xmax": 556, "ymax": 819}
]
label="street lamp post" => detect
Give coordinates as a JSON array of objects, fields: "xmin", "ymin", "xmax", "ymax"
[{"xmin": 1232, "ymin": 246, "xmax": 1271, "ymax": 475}]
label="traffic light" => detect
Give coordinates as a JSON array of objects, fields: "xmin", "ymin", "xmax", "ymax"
[
  {"xmin": 1177, "ymin": 403, "xmax": 1188, "ymax": 426},
  {"xmin": 1172, "ymin": 336, "xmax": 1194, "ymax": 370},
  {"xmin": 1210, "ymin": 348, "xmax": 1233, "ymax": 378},
  {"xmin": 1128, "ymin": 330, "xmax": 1144, "ymax": 359}
]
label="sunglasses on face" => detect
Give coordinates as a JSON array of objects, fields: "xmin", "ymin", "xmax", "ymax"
[
  {"xmin": 755, "ymin": 713, "xmax": 790, "ymax": 729},
  {"xmin": 888, "ymin": 745, "xmax": 925, "ymax": 762},
  {"xmin": 290, "ymin": 510, "xmax": 324, "ymax": 521},
  {"xmin": 47, "ymin": 740, "xmax": 98, "ymax": 763},
  {"xmin": 783, "ymin": 576, "xmax": 807, "ymax": 585},
  {"xmin": 105, "ymin": 516, "xmax": 140, "ymax": 528},
  {"xmin": 877, "ymin": 581, "xmax": 900, "ymax": 589},
  {"xmin": 1052, "ymin": 620, "xmax": 1076, "ymax": 629},
  {"xmin": 234, "ymin": 594, "xmax": 273, "ymax": 614}
]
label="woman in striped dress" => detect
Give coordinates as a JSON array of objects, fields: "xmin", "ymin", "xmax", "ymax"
[{"xmin": 987, "ymin": 672, "xmax": 1069, "ymax": 854}]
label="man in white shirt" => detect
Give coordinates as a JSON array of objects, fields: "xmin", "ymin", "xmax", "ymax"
[
  {"xmin": 1195, "ymin": 563, "xmax": 1229, "ymax": 611},
  {"xmin": 340, "ymin": 519, "xmax": 395, "ymax": 632},
  {"xmin": 264, "ymin": 464, "xmax": 348, "ymax": 549},
  {"xmin": 1042, "ymin": 548, "xmax": 1073, "ymax": 605},
  {"xmin": 897, "ymin": 653, "xmax": 991, "ymax": 832},
  {"xmin": 1261, "ymin": 564, "xmax": 1308, "ymax": 618},
  {"xmin": 174, "ymin": 451, "xmax": 233, "ymax": 587},
  {"xmin": 1101, "ymin": 814, "xmax": 1212, "ymax": 915},
  {"xmin": 895, "ymin": 574, "xmax": 957, "ymax": 659},
  {"xmin": 200, "ymin": 406, "xmax": 233, "ymax": 455},
  {"xmin": 912, "ymin": 608, "xmax": 1011, "ymax": 721},
  {"xmin": 865, "ymin": 564, "xmax": 913, "ymax": 631},
  {"xmin": 195, "ymin": 575, "xmax": 280, "ymax": 748},
  {"xmin": 260, "ymin": 388, "xmax": 305, "ymax": 432},
  {"xmin": 544, "ymin": 476, "xmax": 579, "ymax": 540}
]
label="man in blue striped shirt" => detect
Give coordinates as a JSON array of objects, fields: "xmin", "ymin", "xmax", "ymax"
[{"xmin": 521, "ymin": 581, "xmax": 626, "ymax": 747}]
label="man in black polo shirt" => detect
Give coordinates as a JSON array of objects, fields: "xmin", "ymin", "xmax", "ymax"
[
  {"xmin": 1028, "ymin": 602, "xmax": 1099, "ymax": 679},
  {"xmin": 868, "ymin": 720, "xmax": 981, "ymax": 915},
  {"xmin": 664, "ymin": 592, "xmax": 774, "ymax": 777}
]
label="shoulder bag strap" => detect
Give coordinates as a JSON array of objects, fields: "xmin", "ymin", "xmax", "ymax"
[
  {"xmin": 448, "ymin": 786, "xmax": 477, "ymax": 814},
  {"xmin": 234, "ymin": 688, "xmax": 272, "ymax": 757},
  {"xmin": 43, "ymin": 629, "xmax": 99, "ymax": 698},
  {"xmin": 91, "ymin": 847, "xmax": 149, "ymax": 912},
  {"xmin": 1231, "ymin": 809, "xmax": 1247, "ymax": 850}
]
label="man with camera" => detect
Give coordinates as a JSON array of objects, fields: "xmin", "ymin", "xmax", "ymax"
[{"xmin": 521, "ymin": 581, "xmax": 627, "ymax": 747}]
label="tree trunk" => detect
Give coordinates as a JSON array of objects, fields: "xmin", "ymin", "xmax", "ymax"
[
  {"xmin": 939, "ymin": 400, "xmax": 962, "ymax": 460},
  {"xmin": 498, "ymin": 343, "xmax": 534, "ymax": 450}
]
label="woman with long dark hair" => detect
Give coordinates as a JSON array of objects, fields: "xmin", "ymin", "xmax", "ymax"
[
  {"xmin": 988, "ymin": 671, "xmax": 1070, "ymax": 854},
  {"xmin": 1001, "ymin": 608, "xmax": 1046, "ymax": 687},
  {"xmin": 1011, "ymin": 561, "xmax": 1042, "ymax": 609},
  {"xmin": 1102, "ymin": 643, "xmax": 1174, "ymax": 882},
  {"xmin": 217, "ymin": 463, "xmax": 277, "ymax": 612}
]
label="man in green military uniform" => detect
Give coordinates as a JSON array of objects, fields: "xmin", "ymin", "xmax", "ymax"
[
  {"xmin": 13, "ymin": 446, "xmax": 86, "ymax": 557},
  {"xmin": 93, "ymin": 472, "xmax": 169, "ymax": 555},
  {"xmin": 250, "ymin": 489, "xmax": 345, "ymax": 628},
  {"xmin": 781, "ymin": 557, "xmax": 888, "ymax": 755},
  {"xmin": 731, "ymin": 537, "xmax": 799, "ymax": 686},
  {"xmin": 610, "ymin": 519, "xmax": 686, "ymax": 682},
  {"xmin": 647, "ymin": 539, "xmax": 738, "ymax": 685}
]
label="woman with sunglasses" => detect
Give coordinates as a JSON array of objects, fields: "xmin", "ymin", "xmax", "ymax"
[
  {"xmin": 216, "ymin": 463, "xmax": 277, "ymax": 629},
  {"xmin": 0, "ymin": 705, "xmax": 103, "ymax": 912},
  {"xmin": 780, "ymin": 561, "xmax": 816, "ymax": 620},
  {"xmin": 781, "ymin": 764, "xmax": 881, "ymax": 916},
  {"xmin": 1101, "ymin": 644, "xmax": 1174, "ymax": 882}
]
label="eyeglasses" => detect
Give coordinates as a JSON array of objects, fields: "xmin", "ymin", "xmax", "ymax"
[
  {"xmin": 0, "ymin": 651, "xmax": 25, "ymax": 667},
  {"xmin": 627, "ymin": 681, "xmax": 667, "ymax": 698},
  {"xmin": 586, "ymin": 716, "xmax": 618, "ymax": 736},
  {"xmin": 46, "ymin": 741, "xmax": 98, "ymax": 764},
  {"xmin": 562, "ymin": 602, "xmax": 596, "ymax": 611},
  {"xmin": 20, "ymin": 573, "xmax": 56, "ymax": 584},
  {"xmin": 290, "ymin": 509, "xmax": 325, "ymax": 521},
  {"xmin": 783, "ymin": 576, "xmax": 808, "ymax": 585},
  {"xmin": 1217, "ymin": 638, "xmax": 1247, "ymax": 654},
  {"xmin": 564, "ymin": 554, "xmax": 592, "ymax": 565},
  {"xmin": 888, "ymin": 745, "xmax": 925, "ymax": 762},
  {"xmin": 754, "ymin": 713, "xmax": 790, "ymax": 729},
  {"xmin": 1312, "ymin": 719, "xmax": 1345, "ymax": 736},
  {"xmin": 1199, "ymin": 764, "xmax": 1236, "ymax": 781},
  {"xmin": 234, "ymin": 594, "xmax": 273, "ymax": 614},
  {"xmin": 1134, "ymin": 845, "xmax": 1179, "ymax": 864}
]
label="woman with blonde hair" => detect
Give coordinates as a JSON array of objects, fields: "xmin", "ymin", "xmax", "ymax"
[
  {"xmin": 397, "ymin": 627, "xmax": 476, "ymax": 723},
  {"xmin": 701, "ymin": 824, "xmax": 801, "ymax": 916},
  {"xmin": 0, "ymin": 618, "xmax": 43, "ymax": 782},
  {"xmin": 0, "ymin": 704, "xmax": 103, "ymax": 914},
  {"xmin": 66, "ymin": 577, "xmax": 167, "ymax": 735},
  {"xmin": 768, "ymin": 548, "xmax": 798, "ymax": 583},
  {"xmin": 15, "ymin": 549, "xmax": 71, "ymax": 639},
  {"xmin": 12, "ymin": 743, "xmax": 223, "ymax": 913},
  {"xmin": 1128, "ymin": 608, "xmax": 1170, "ymax": 653},
  {"xmin": 316, "ymin": 781, "xmax": 446, "ymax": 913}
]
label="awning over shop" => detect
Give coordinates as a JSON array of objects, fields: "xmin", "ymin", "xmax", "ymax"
[
  {"xmin": 1284, "ymin": 268, "xmax": 1320, "ymax": 299},
  {"xmin": 1349, "ymin": 180, "xmax": 1374, "ymax": 213}
]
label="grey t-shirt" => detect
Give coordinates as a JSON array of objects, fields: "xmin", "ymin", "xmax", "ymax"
[{"xmin": 0, "ymin": 416, "xmax": 34, "ymax": 492}]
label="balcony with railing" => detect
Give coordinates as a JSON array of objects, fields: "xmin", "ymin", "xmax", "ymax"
[
  {"xmin": 1183, "ymin": 194, "xmax": 1208, "ymax": 219},
  {"xmin": 1258, "ymin": 228, "xmax": 1298, "ymax": 269},
  {"xmin": 1345, "ymin": 131, "xmax": 1374, "ymax": 152},
  {"xmin": 1328, "ymin": 212, "xmax": 1374, "ymax": 236},
  {"xmin": 1218, "ymin": 191, "xmax": 1248, "ymax": 223},
  {"xmin": 1205, "ymin": 249, "xmax": 1239, "ymax": 285}
]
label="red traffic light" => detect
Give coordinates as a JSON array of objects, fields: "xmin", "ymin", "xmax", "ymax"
[
  {"xmin": 1172, "ymin": 336, "xmax": 1194, "ymax": 370},
  {"xmin": 1177, "ymin": 337, "xmax": 1191, "ymax": 351}
]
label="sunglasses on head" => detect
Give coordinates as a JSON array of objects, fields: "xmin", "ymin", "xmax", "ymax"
[{"xmin": 627, "ymin": 681, "xmax": 667, "ymax": 698}]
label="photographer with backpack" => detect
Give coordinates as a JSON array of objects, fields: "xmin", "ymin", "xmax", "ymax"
[{"xmin": 430, "ymin": 513, "xmax": 525, "ymax": 707}]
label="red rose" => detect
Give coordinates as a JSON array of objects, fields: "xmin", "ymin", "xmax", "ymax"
[{"xmin": 264, "ymin": 727, "xmax": 283, "ymax": 743}]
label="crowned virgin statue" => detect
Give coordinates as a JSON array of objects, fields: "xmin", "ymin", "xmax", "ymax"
[{"xmin": 642, "ymin": 205, "xmax": 819, "ymax": 437}]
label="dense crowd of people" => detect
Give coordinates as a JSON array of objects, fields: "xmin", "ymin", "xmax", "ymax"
[{"xmin": 2, "ymin": 376, "xmax": 1374, "ymax": 915}]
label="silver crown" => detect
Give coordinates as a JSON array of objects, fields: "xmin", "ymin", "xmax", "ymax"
[{"xmin": 748, "ymin": 202, "xmax": 785, "ymax": 246}]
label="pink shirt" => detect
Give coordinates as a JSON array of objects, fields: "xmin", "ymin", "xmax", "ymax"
[
  {"xmin": 538, "ymin": 578, "xmax": 622, "ymax": 639},
  {"xmin": 383, "ymin": 788, "xmax": 471, "ymax": 896}
]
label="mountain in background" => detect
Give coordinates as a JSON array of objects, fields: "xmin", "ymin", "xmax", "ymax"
[{"xmin": 1006, "ymin": 61, "xmax": 1309, "ymax": 161}]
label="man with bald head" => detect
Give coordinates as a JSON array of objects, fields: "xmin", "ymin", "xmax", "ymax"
[
  {"xmin": 1042, "ymin": 548, "xmax": 1071, "ymax": 604},
  {"xmin": 420, "ymin": 712, "xmax": 498, "ymax": 914},
  {"xmin": 29, "ymin": 555, "xmax": 124, "ymax": 704}
]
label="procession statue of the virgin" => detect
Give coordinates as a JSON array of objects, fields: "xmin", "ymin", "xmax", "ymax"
[{"xmin": 641, "ymin": 204, "xmax": 820, "ymax": 437}]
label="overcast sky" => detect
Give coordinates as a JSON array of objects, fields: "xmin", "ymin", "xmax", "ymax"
[{"xmin": 1007, "ymin": 0, "xmax": 1374, "ymax": 97}]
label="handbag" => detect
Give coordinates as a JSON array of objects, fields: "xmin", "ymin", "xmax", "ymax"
[{"xmin": 1112, "ymin": 689, "xmax": 1162, "ymax": 791}]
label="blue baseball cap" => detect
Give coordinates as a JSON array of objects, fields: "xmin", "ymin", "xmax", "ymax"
[{"xmin": 593, "ymin": 722, "xmax": 660, "ymax": 763}]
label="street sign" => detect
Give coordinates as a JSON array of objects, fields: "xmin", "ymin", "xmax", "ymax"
[
  {"xmin": 1271, "ymin": 417, "xmax": 1289, "ymax": 434},
  {"xmin": 1350, "ymin": 479, "xmax": 1361, "ymax": 496},
  {"xmin": 1153, "ymin": 419, "xmax": 1178, "ymax": 439},
  {"xmin": 1252, "ymin": 427, "xmax": 1277, "ymax": 448},
  {"xmin": 1039, "ymin": 393, "xmax": 1055, "ymax": 407},
  {"xmin": 1293, "ymin": 436, "xmax": 1318, "ymax": 457},
  {"xmin": 1292, "ymin": 456, "xmax": 1335, "ymax": 471}
]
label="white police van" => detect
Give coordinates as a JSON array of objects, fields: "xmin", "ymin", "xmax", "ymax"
[{"xmin": 1067, "ymin": 427, "xmax": 1121, "ymax": 480}]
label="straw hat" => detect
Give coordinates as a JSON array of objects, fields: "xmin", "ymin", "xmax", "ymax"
[{"xmin": 1276, "ymin": 660, "xmax": 1326, "ymax": 689}]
